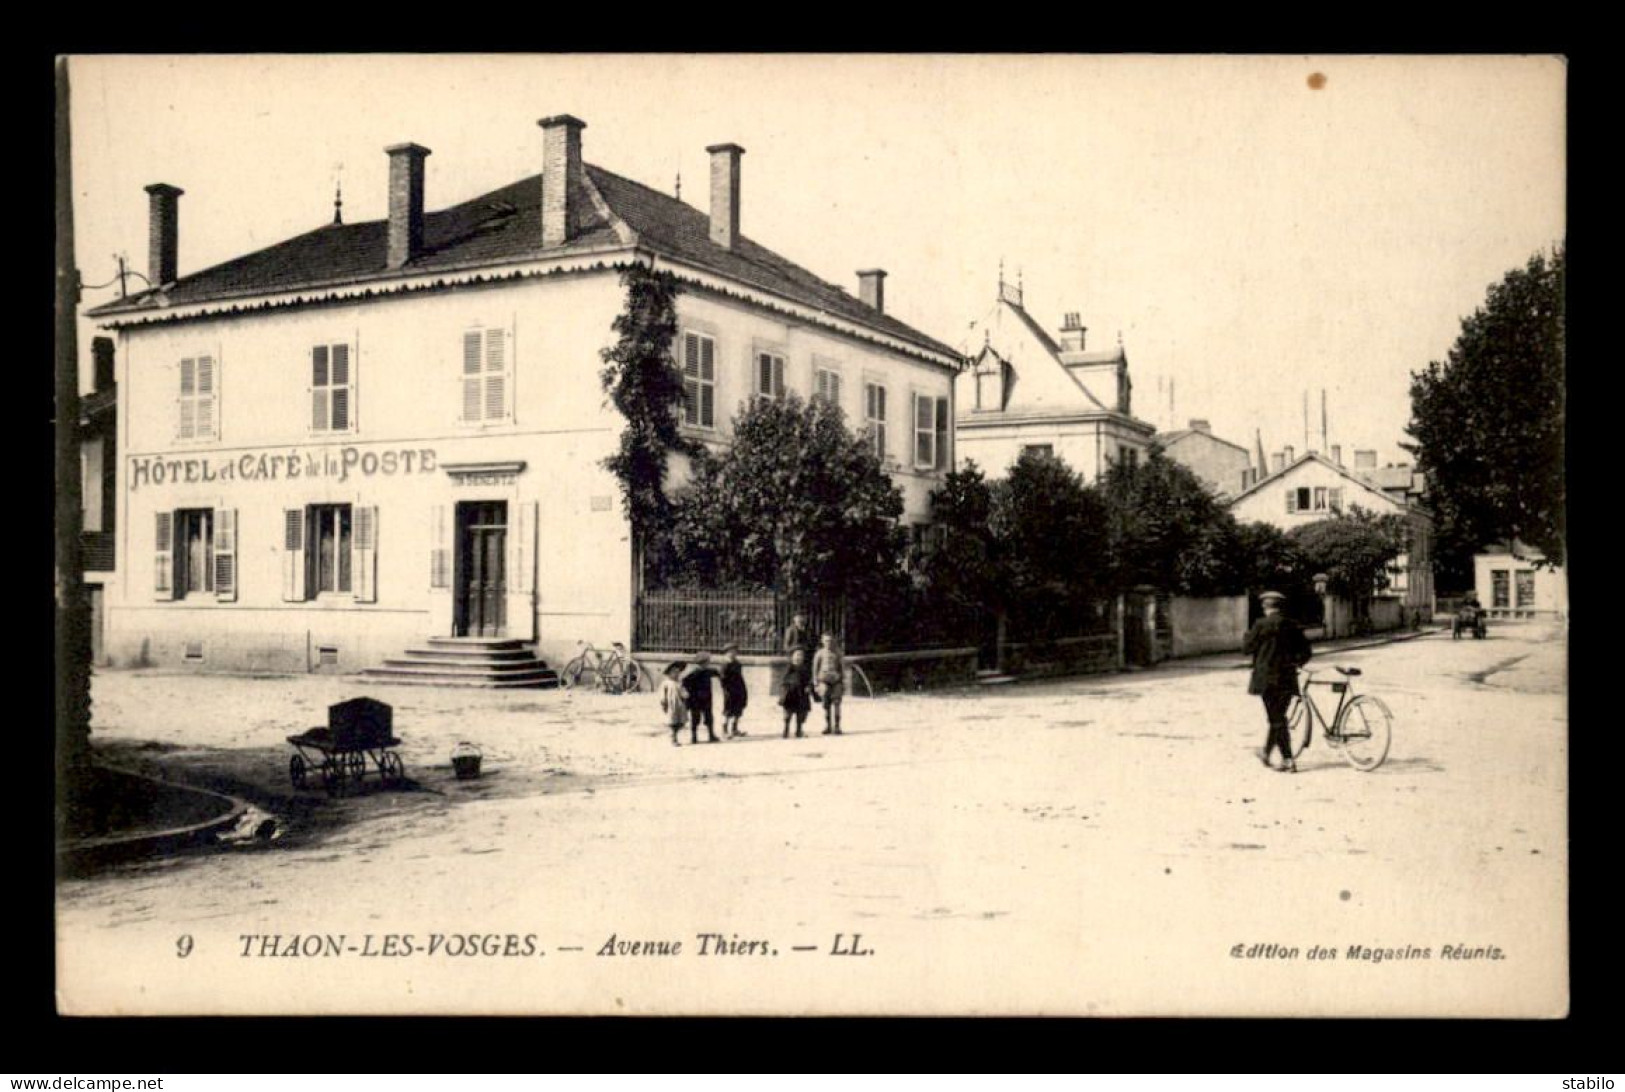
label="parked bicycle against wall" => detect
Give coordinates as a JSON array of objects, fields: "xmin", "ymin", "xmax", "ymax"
[
  {"xmin": 559, "ymin": 641, "xmax": 650, "ymax": 694},
  {"xmin": 1286, "ymin": 665, "xmax": 1394, "ymax": 771}
]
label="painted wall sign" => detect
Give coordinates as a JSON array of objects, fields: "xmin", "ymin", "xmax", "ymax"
[
  {"xmin": 453, "ymin": 473, "xmax": 517, "ymax": 487},
  {"xmin": 130, "ymin": 446, "xmax": 438, "ymax": 491}
]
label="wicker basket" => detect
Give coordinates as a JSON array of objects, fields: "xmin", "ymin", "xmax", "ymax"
[{"xmin": 450, "ymin": 742, "xmax": 483, "ymax": 781}]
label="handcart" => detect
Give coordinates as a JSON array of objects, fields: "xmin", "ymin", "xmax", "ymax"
[{"xmin": 287, "ymin": 697, "xmax": 405, "ymax": 796}]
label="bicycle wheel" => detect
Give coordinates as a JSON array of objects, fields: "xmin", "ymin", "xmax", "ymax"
[
  {"xmin": 1286, "ymin": 696, "xmax": 1313, "ymax": 758},
  {"xmin": 559, "ymin": 656, "xmax": 586, "ymax": 690},
  {"xmin": 620, "ymin": 658, "xmax": 652, "ymax": 694},
  {"xmin": 1336, "ymin": 695, "xmax": 1393, "ymax": 771}
]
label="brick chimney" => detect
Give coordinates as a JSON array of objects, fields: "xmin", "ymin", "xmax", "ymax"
[
  {"xmin": 706, "ymin": 143, "xmax": 744, "ymax": 250},
  {"xmin": 857, "ymin": 269, "xmax": 887, "ymax": 313},
  {"xmin": 1284, "ymin": 444, "xmax": 1295, "ymax": 464},
  {"xmin": 144, "ymin": 183, "xmax": 183, "ymax": 286},
  {"xmin": 539, "ymin": 115, "xmax": 586, "ymax": 248},
  {"xmin": 385, "ymin": 143, "xmax": 431, "ymax": 269},
  {"xmin": 1188, "ymin": 418, "xmax": 1211, "ymax": 434},
  {"xmin": 1271, "ymin": 452, "xmax": 1285, "ymax": 472},
  {"xmin": 1059, "ymin": 312, "xmax": 1087, "ymax": 352},
  {"xmin": 1331, "ymin": 444, "xmax": 1342, "ymax": 466}
]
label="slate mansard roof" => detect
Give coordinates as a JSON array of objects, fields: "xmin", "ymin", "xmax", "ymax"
[{"xmin": 89, "ymin": 163, "xmax": 959, "ymax": 361}]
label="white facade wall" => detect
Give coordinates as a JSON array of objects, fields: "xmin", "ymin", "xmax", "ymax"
[
  {"xmin": 106, "ymin": 271, "xmax": 954, "ymax": 673},
  {"xmin": 955, "ymin": 416, "xmax": 1151, "ymax": 484},
  {"xmin": 1474, "ymin": 552, "xmax": 1567, "ymax": 618}
]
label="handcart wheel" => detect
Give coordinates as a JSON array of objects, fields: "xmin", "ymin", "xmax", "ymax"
[
  {"xmin": 382, "ymin": 752, "xmax": 405, "ymax": 786},
  {"xmin": 347, "ymin": 751, "xmax": 368, "ymax": 787},
  {"xmin": 321, "ymin": 760, "xmax": 341, "ymax": 797},
  {"xmin": 289, "ymin": 753, "xmax": 308, "ymax": 790}
]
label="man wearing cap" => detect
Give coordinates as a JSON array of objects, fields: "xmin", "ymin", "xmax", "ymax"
[
  {"xmin": 680, "ymin": 651, "xmax": 722, "ymax": 745},
  {"xmin": 1244, "ymin": 590, "xmax": 1312, "ymax": 772}
]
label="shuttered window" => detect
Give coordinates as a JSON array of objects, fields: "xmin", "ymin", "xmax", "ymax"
[
  {"xmin": 934, "ymin": 396, "xmax": 950, "ymax": 470},
  {"xmin": 311, "ymin": 343, "xmax": 353, "ymax": 432},
  {"xmin": 213, "ymin": 508, "xmax": 237, "ymax": 602},
  {"xmin": 913, "ymin": 393, "xmax": 935, "ymax": 469},
  {"xmin": 814, "ymin": 366, "xmax": 842, "ymax": 408},
  {"xmin": 755, "ymin": 351, "xmax": 786, "ymax": 405},
  {"xmin": 864, "ymin": 382, "xmax": 887, "ymax": 461},
  {"xmin": 461, "ymin": 327, "xmax": 511, "ymax": 424},
  {"xmin": 177, "ymin": 355, "xmax": 218, "ymax": 440},
  {"xmin": 681, "ymin": 332, "xmax": 716, "ymax": 429}
]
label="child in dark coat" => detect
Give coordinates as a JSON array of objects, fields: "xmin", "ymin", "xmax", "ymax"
[
  {"xmin": 681, "ymin": 651, "xmax": 721, "ymax": 744},
  {"xmin": 779, "ymin": 648, "xmax": 813, "ymax": 739},
  {"xmin": 720, "ymin": 643, "xmax": 748, "ymax": 738}
]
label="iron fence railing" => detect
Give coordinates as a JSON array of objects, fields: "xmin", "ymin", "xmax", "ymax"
[{"xmin": 634, "ymin": 589, "xmax": 845, "ymax": 655}]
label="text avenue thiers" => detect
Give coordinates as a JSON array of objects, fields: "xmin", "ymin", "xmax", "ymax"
[{"xmin": 234, "ymin": 932, "xmax": 874, "ymax": 958}]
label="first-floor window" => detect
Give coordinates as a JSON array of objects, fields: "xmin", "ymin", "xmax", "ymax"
[
  {"xmin": 865, "ymin": 382, "xmax": 887, "ymax": 460},
  {"xmin": 755, "ymin": 351, "xmax": 786, "ymax": 404},
  {"xmin": 1313, "ymin": 486, "xmax": 1328, "ymax": 510},
  {"xmin": 311, "ymin": 504, "xmax": 353, "ymax": 594},
  {"xmin": 815, "ymin": 366, "xmax": 842, "ymax": 408},
  {"xmin": 913, "ymin": 393, "xmax": 950, "ymax": 470},
  {"xmin": 1022, "ymin": 443, "xmax": 1054, "ymax": 459},
  {"xmin": 1492, "ymin": 569, "xmax": 1511, "ymax": 609},
  {"xmin": 682, "ymin": 331, "xmax": 716, "ymax": 429}
]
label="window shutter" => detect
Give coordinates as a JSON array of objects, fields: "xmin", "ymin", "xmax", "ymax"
[
  {"xmin": 154, "ymin": 511, "xmax": 174, "ymax": 600},
  {"xmin": 197, "ymin": 356, "xmax": 216, "ymax": 438},
  {"xmin": 875, "ymin": 385, "xmax": 887, "ymax": 460},
  {"xmin": 1286, "ymin": 490, "xmax": 1297, "ymax": 513},
  {"xmin": 312, "ymin": 342, "xmax": 329, "ymax": 430},
  {"xmin": 332, "ymin": 343, "xmax": 351, "ymax": 430},
  {"xmin": 1330, "ymin": 487, "xmax": 1343, "ymax": 512},
  {"xmin": 934, "ymin": 396, "xmax": 950, "ymax": 470},
  {"xmin": 462, "ymin": 330, "xmax": 483, "ymax": 422},
  {"xmin": 486, "ymin": 327, "xmax": 510, "ymax": 421},
  {"xmin": 353, "ymin": 505, "xmax": 378, "ymax": 603},
  {"xmin": 212, "ymin": 508, "xmax": 237, "ymax": 602},
  {"xmin": 282, "ymin": 507, "xmax": 307, "ymax": 602},
  {"xmin": 512, "ymin": 500, "xmax": 537, "ymax": 596},
  {"xmin": 430, "ymin": 504, "xmax": 450, "ymax": 589},
  {"xmin": 178, "ymin": 358, "xmax": 196, "ymax": 440},
  {"xmin": 914, "ymin": 393, "xmax": 934, "ymax": 469}
]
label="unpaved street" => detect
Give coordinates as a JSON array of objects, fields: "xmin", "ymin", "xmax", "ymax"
[{"xmin": 57, "ymin": 624, "xmax": 1567, "ymax": 1016}]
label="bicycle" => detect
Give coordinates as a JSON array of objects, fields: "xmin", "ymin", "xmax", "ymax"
[
  {"xmin": 1286, "ymin": 665, "xmax": 1394, "ymax": 771},
  {"xmin": 558, "ymin": 641, "xmax": 651, "ymax": 694}
]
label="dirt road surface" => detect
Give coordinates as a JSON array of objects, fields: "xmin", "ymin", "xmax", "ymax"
[{"xmin": 57, "ymin": 623, "xmax": 1566, "ymax": 1016}]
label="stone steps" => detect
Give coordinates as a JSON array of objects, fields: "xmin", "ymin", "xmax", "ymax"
[{"xmin": 362, "ymin": 637, "xmax": 560, "ymax": 689}]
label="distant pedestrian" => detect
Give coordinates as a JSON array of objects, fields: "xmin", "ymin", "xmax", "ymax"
[
  {"xmin": 659, "ymin": 661, "xmax": 688, "ymax": 747},
  {"xmin": 681, "ymin": 651, "xmax": 721, "ymax": 745},
  {"xmin": 1244, "ymin": 590, "xmax": 1312, "ymax": 772},
  {"xmin": 720, "ymin": 643, "xmax": 748, "ymax": 737},
  {"xmin": 811, "ymin": 632, "xmax": 845, "ymax": 736},
  {"xmin": 780, "ymin": 648, "xmax": 813, "ymax": 739},
  {"xmin": 783, "ymin": 612, "xmax": 813, "ymax": 663}
]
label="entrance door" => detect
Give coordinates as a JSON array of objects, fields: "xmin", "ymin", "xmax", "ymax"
[{"xmin": 454, "ymin": 501, "xmax": 508, "ymax": 637}]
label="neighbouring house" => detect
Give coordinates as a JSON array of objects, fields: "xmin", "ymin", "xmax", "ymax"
[
  {"xmin": 85, "ymin": 116, "xmax": 960, "ymax": 681},
  {"xmin": 1227, "ymin": 448, "xmax": 1435, "ymax": 619},
  {"xmin": 1474, "ymin": 543, "xmax": 1567, "ymax": 620},
  {"xmin": 79, "ymin": 336, "xmax": 119, "ymax": 664},
  {"xmin": 953, "ymin": 282, "xmax": 1155, "ymax": 481},
  {"xmin": 1155, "ymin": 418, "xmax": 1254, "ymax": 498}
]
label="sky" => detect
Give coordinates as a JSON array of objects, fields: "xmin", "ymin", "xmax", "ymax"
[{"xmin": 64, "ymin": 54, "xmax": 1566, "ymax": 467}]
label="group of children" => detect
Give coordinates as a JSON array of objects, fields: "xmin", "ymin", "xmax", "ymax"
[{"xmin": 658, "ymin": 619, "xmax": 846, "ymax": 746}]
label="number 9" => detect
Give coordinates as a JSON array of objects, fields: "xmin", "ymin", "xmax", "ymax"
[{"xmin": 176, "ymin": 934, "xmax": 194, "ymax": 958}]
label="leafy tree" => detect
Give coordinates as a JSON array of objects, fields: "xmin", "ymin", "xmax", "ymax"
[
  {"xmin": 666, "ymin": 394, "xmax": 906, "ymax": 601},
  {"xmin": 1099, "ymin": 447, "xmax": 1238, "ymax": 595},
  {"xmin": 1406, "ymin": 245, "xmax": 1564, "ymax": 570},
  {"xmin": 599, "ymin": 265, "xmax": 697, "ymax": 561},
  {"xmin": 1287, "ymin": 507, "xmax": 1412, "ymax": 599},
  {"xmin": 988, "ymin": 449, "xmax": 1114, "ymax": 635},
  {"xmin": 1231, "ymin": 520, "xmax": 1311, "ymax": 597}
]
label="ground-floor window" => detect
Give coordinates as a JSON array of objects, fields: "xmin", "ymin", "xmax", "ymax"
[
  {"xmin": 310, "ymin": 504, "xmax": 353, "ymax": 595},
  {"xmin": 283, "ymin": 503, "xmax": 377, "ymax": 603},
  {"xmin": 155, "ymin": 507, "xmax": 235, "ymax": 601},
  {"xmin": 1491, "ymin": 569, "xmax": 1510, "ymax": 609},
  {"xmin": 1515, "ymin": 569, "xmax": 1536, "ymax": 609}
]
